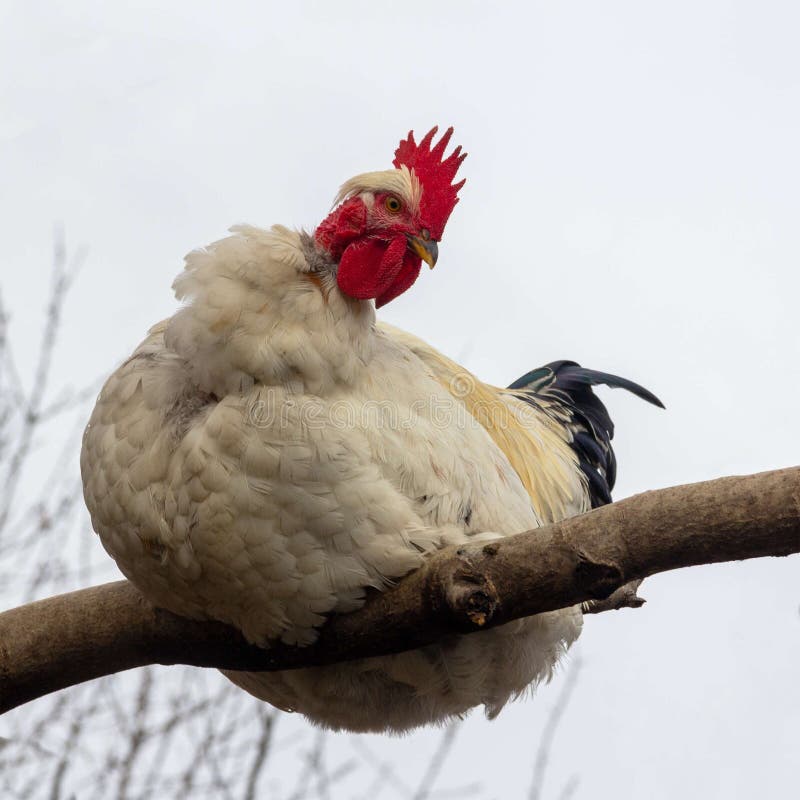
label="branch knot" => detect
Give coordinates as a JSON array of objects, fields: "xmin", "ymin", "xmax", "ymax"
[{"xmin": 427, "ymin": 548, "xmax": 500, "ymax": 631}]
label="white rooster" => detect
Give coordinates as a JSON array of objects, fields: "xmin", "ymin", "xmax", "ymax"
[{"xmin": 81, "ymin": 127, "xmax": 662, "ymax": 732}]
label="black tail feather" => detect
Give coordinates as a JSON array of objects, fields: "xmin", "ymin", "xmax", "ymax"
[
  {"xmin": 508, "ymin": 360, "xmax": 663, "ymax": 508},
  {"xmin": 537, "ymin": 362, "xmax": 665, "ymax": 409}
]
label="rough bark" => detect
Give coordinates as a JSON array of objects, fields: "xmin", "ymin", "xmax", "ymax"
[{"xmin": 1, "ymin": 467, "xmax": 798, "ymax": 714}]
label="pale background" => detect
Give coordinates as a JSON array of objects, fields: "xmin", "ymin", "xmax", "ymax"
[{"xmin": 2, "ymin": 1, "xmax": 798, "ymax": 798}]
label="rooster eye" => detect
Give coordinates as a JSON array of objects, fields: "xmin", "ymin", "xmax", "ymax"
[
  {"xmin": 384, "ymin": 196, "xmax": 402, "ymax": 213},
  {"xmin": 421, "ymin": 228, "xmax": 431, "ymax": 241}
]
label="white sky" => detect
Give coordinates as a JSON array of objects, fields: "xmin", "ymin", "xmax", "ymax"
[{"xmin": 2, "ymin": 1, "xmax": 799, "ymax": 798}]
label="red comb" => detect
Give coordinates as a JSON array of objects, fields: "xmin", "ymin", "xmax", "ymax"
[{"xmin": 393, "ymin": 126, "xmax": 466, "ymax": 241}]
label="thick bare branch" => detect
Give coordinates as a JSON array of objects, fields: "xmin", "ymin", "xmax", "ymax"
[{"xmin": 1, "ymin": 467, "xmax": 798, "ymax": 714}]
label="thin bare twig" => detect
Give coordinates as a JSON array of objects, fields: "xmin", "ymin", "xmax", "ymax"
[
  {"xmin": 115, "ymin": 669, "xmax": 154, "ymax": 800},
  {"xmin": 529, "ymin": 656, "xmax": 582, "ymax": 800},
  {"xmin": 557, "ymin": 775, "xmax": 581, "ymax": 800},
  {"xmin": 412, "ymin": 723, "xmax": 461, "ymax": 800},
  {"xmin": 242, "ymin": 707, "xmax": 277, "ymax": 800},
  {"xmin": 285, "ymin": 729, "xmax": 326, "ymax": 800},
  {"xmin": 350, "ymin": 738, "xmax": 414, "ymax": 799},
  {"xmin": 0, "ymin": 230, "xmax": 86, "ymax": 538},
  {"xmin": 0, "ymin": 287, "xmax": 25, "ymax": 408}
]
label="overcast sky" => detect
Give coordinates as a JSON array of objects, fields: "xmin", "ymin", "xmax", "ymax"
[{"xmin": 2, "ymin": 1, "xmax": 799, "ymax": 797}]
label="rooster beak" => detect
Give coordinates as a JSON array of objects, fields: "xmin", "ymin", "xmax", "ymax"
[{"xmin": 407, "ymin": 235, "xmax": 439, "ymax": 269}]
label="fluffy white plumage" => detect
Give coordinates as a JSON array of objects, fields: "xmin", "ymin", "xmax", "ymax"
[{"xmin": 81, "ymin": 175, "xmax": 592, "ymax": 731}]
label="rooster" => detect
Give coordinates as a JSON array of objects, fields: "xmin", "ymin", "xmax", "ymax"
[{"xmin": 81, "ymin": 127, "xmax": 662, "ymax": 732}]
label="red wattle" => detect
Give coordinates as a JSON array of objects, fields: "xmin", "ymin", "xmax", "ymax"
[
  {"xmin": 337, "ymin": 235, "xmax": 407, "ymax": 301},
  {"xmin": 376, "ymin": 251, "xmax": 422, "ymax": 308}
]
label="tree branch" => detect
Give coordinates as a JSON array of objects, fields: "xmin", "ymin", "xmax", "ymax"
[{"xmin": 1, "ymin": 467, "xmax": 798, "ymax": 714}]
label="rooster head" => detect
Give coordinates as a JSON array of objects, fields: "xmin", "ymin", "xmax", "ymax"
[{"xmin": 314, "ymin": 127, "xmax": 466, "ymax": 308}]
